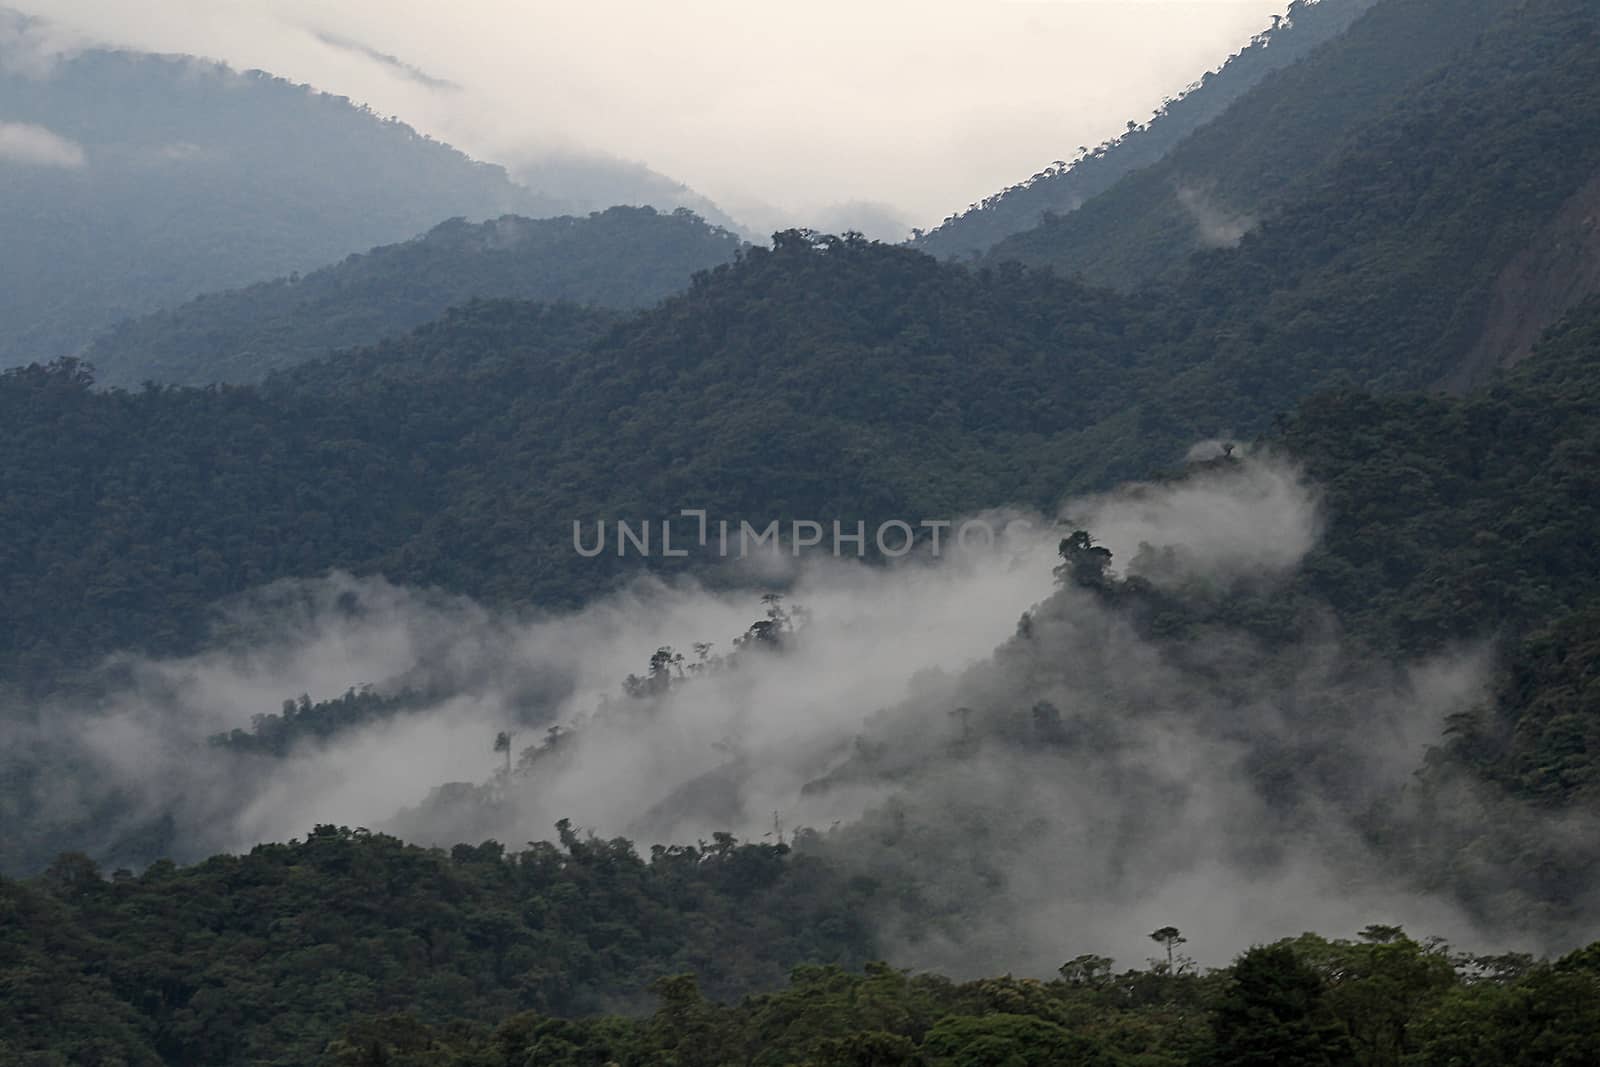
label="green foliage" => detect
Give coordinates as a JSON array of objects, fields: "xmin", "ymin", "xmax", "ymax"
[
  {"xmin": 1271, "ymin": 298, "xmax": 1600, "ymax": 808},
  {"xmin": 209, "ymin": 688, "xmax": 423, "ymax": 757},
  {"xmin": 84, "ymin": 207, "xmax": 741, "ymax": 387},
  {"xmin": 8, "ymin": 0, "xmax": 1600, "ymax": 694},
  {"xmin": 6, "ymin": 807, "xmax": 1598, "ymax": 1067},
  {"xmin": 921, "ymin": 1013, "xmax": 1118, "ymax": 1066},
  {"xmin": 0, "ymin": 826, "xmax": 878, "ymax": 1066},
  {"xmin": 31, "ymin": 925, "xmax": 1579, "ymax": 1067},
  {"xmin": 3, "ymin": 18, "xmax": 1600, "ymax": 1067},
  {"xmin": 1036, "ymin": 0, "xmax": 1600, "ymax": 489},
  {"xmin": 0, "ymin": 241, "xmax": 1141, "ymax": 688},
  {"xmin": 1204, "ymin": 945, "xmax": 1352, "ymax": 1067},
  {"xmin": 1409, "ymin": 944, "xmax": 1600, "ymax": 1067}
]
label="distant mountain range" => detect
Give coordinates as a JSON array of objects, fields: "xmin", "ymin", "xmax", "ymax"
[
  {"xmin": 6, "ymin": 0, "xmax": 1599, "ymax": 684},
  {"xmin": 0, "ymin": 21, "xmax": 739, "ymax": 368}
]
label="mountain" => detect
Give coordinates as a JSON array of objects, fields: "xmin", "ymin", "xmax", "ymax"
[
  {"xmin": 7, "ymin": 310, "xmax": 1600, "ymax": 1050},
  {"xmin": 6, "ymin": 3, "xmax": 1600, "ymax": 1053},
  {"xmin": 911, "ymin": 0, "xmax": 1380, "ymax": 260},
  {"xmin": 6, "ymin": 0, "xmax": 1600, "ymax": 683},
  {"xmin": 81, "ymin": 207, "xmax": 743, "ymax": 387},
  {"xmin": 994, "ymin": 0, "xmax": 1600, "ymax": 455},
  {"xmin": 0, "ymin": 243, "xmax": 1139, "ymax": 688},
  {"xmin": 8, "ymin": 286, "xmax": 1600, "ymax": 1048},
  {"xmin": 985, "ymin": 0, "xmax": 1510, "ymax": 289},
  {"xmin": 0, "ymin": 27, "xmax": 737, "ymax": 368},
  {"xmin": 4, "ymin": 2, "xmax": 1600, "ymax": 1058}
]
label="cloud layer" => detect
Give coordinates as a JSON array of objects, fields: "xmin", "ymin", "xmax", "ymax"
[{"xmin": 10, "ymin": 0, "xmax": 1287, "ymax": 228}]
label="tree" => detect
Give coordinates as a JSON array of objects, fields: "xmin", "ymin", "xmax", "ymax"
[
  {"xmin": 810, "ymin": 1030, "xmax": 919, "ymax": 1067},
  {"xmin": 921, "ymin": 1014, "xmax": 1117, "ymax": 1067},
  {"xmin": 1056, "ymin": 531, "xmax": 1114, "ymax": 590},
  {"xmin": 1150, "ymin": 926, "xmax": 1188, "ymax": 972},
  {"xmin": 1058, "ymin": 954, "xmax": 1114, "ymax": 987},
  {"xmin": 1208, "ymin": 944, "xmax": 1354, "ymax": 1067}
]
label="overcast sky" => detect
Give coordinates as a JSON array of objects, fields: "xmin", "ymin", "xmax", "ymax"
[{"xmin": 15, "ymin": 1, "xmax": 1285, "ymax": 232}]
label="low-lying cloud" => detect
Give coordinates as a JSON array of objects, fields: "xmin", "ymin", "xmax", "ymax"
[
  {"xmin": 1177, "ymin": 183, "xmax": 1256, "ymax": 248},
  {"xmin": 4, "ymin": 452, "xmax": 1590, "ymax": 974},
  {"xmin": 0, "ymin": 119, "xmax": 85, "ymax": 167}
]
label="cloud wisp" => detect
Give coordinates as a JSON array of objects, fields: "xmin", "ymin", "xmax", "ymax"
[
  {"xmin": 10, "ymin": 452, "xmax": 1588, "ymax": 973},
  {"xmin": 0, "ymin": 119, "xmax": 86, "ymax": 167}
]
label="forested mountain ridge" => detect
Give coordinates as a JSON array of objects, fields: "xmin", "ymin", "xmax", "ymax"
[
  {"xmin": 1025, "ymin": 0, "xmax": 1600, "ymax": 487},
  {"xmin": 6, "ymin": 291, "xmax": 1600, "ymax": 887},
  {"xmin": 6, "ymin": 0, "xmax": 1600, "ymax": 687},
  {"xmin": 82, "ymin": 207, "xmax": 743, "ymax": 387},
  {"xmin": 0, "ymin": 33, "xmax": 735, "ymax": 369},
  {"xmin": 911, "ymin": 0, "xmax": 1380, "ymax": 260},
  {"xmin": 8, "ymin": 0, "xmax": 1600, "ymax": 1062},
  {"xmin": 263, "ymin": 301, "xmax": 623, "ymax": 396},
  {"xmin": 6, "ymin": 417, "xmax": 1600, "ymax": 1060},
  {"xmin": 0, "ymin": 244, "xmax": 1143, "ymax": 687},
  {"xmin": 986, "ymin": 0, "xmax": 1510, "ymax": 289}
]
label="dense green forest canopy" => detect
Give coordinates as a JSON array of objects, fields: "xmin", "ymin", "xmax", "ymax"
[
  {"xmin": 2, "ymin": 828, "xmax": 1596, "ymax": 1066},
  {"xmin": 997, "ymin": 0, "xmax": 1600, "ymax": 483},
  {"xmin": 81, "ymin": 207, "xmax": 744, "ymax": 387},
  {"xmin": 0, "ymin": 244, "xmax": 1147, "ymax": 687},
  {"xmin": 9, "ymin": 1, "xmax": 1600, "ymax": 683},
  {"xmin": 316, "ymin": 933, "xmax": 1600, "ymax": 1067},
  {"xmin": 5, "ymin": 0, "xmax": 1595, "ymax": 689},
  {"xmin": 0, "ymin": 827, "xmax": 878, "ymax": 1066},
  {"xmin": 5, "ymin": 2, "xmax": 1600, "ymax": 1063}
]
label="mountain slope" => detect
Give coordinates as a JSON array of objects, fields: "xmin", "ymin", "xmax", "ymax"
[
  {"xmin": 911, "ymin": 0, "xmax": 1379, "ymax": 260},
  {"xmin": 8, "ymin": 0, "xmax": 1600, "ymax": 679},
  {"xmin": 1035, "ymin": 0, "xmax": 1600, "ymax": 486},
  {"xmin": 0, "ymin": 243, "xmax": 1141, "ymax": 686},
  {"xmin": 3, "ymin": 0, "xmax": 1599, "ymax": 696},
  {"xmin": 82, "ymin": 207, "xmax": 742, "ymax": 387},
  {"xmin": 1278, "ymin": 296, "xmax": 1600, "ymax": 812},
  {"xmin": 987, "ymin": 0, "xmax": 1508, "ymax": 289},
  {"xmin": 0, "ymin": 34, "xmax": 735, "ymax": 368}
]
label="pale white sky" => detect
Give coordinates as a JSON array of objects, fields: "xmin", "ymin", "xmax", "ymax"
[{"xmin": 14, "ymin": 1, "xmax": 1285, "ymax": 231}]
